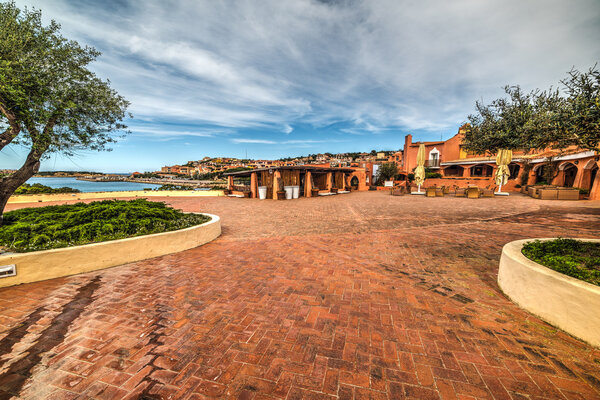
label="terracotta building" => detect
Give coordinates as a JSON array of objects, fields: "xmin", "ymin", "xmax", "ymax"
[
  {"xmin": 224, "ymin": 165, "xmax": 368, "ymax": 199},
  {"xmin": 397, "ymin": 124, "xmax": 600, "ymax": 199}
]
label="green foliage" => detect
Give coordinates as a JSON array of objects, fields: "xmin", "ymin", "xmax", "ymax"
[
  {"xmin": 0, "ymin": 2, "xmax": 130, "ymax": 218},
  {"xmin": 463, "ymin": 65, "xmax": 600, "ymax": 154},
  {"xmin": 157, "ymin": 184, "xmax": 193, "ymax": 191},
  {"xmin": 574, "ymin": 187, "xmax": 589, "ymax": 195},
  {"xmin": 425, "ymin": 171, "xmax": 442, "ymax": 179},
  {"xmin": 375, "ymin": 162, "xmax": 398, "ymax": 184},
  {"xmin": 14, "ymin": 183, "xmax": 79, "ymax": 194},
  {"xmin": 464, "ymin": 86, "xmax": 537, "ymax": 154},
  {"xmin": 520, "ymin": 161, "xmax": 532, "ymax": 186},
  {"xmin": 136, "ymin": 172, "xmax": 160, "ymax": 179},
  {"xmin": 0, "ymin": 2, "xmax": 130, "ymax": 154},
  {"xmin": 0, "ymin": 199, "xmax": 210, "ymax": 252},
  {"xmin": 522, "ymin": 238, "xmax": 600, "ymax": 286}
]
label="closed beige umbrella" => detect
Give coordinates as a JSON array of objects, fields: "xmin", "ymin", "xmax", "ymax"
[
  {"xmin": 413, "ymin": 143, "xmax": 426, "ymax": 194},
  {"xmin": 495, "ymin": 149, "xmax": 512, "ymax": 195}
]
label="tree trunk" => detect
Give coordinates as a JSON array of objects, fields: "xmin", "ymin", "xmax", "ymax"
[{"xmin": 0, "ymin": 151, "xmax": 41, "ymax": 225}]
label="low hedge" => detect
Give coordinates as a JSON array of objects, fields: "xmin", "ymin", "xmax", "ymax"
[
  {"xmin": 522, "ymin": 238, "xmax": 600, "ymax": 286},
  {"xmin": 0, "ymin": 199, "xmax": 210, "ymax": 253},
  {"xmin": 15, "ymin": 183, "xmax": 80, "ymax": 195}
]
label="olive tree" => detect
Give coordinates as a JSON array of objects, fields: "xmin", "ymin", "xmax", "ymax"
[
  {"xmin": 375, "ymin": 162, "xmax": 398, "ymax": 184},
  {"xmin": 463, "ymin": 65, "xmax": 600, "ymax": 154},
  {"xmin": 462, "ymin": 85, "xmax": 536, "ymax": 154},
  {"xmin": 0, "ymin": 2, "xmax": 130, "ymax": 222},
  {"xmin": 463, "ymin": 65, "xmax": 599, "ymax": 184}
]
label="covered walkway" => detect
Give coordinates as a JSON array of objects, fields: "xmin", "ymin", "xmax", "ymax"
[{"xmin": 224, "ymin": 166, "xmax": 361, "ymax": 199}]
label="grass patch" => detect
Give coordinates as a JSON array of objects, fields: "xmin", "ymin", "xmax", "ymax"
[
  {"xmin": 15, "ymin": 183, "xmax": 80, "ymax": 195},
  {"xmin": 522, "ymin": 238, "xmax": 600, "ymax": 286},
  {"xmin": 0, "ymin": 199, "xmax": 210, "ymax": 253}
]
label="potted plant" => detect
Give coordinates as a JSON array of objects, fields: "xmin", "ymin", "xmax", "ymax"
[
  {"xmin": 331, "ymin": 187, "xmax": 338, "ymax": 194},
  {"xmin": 576, "ymin": 187, "xmax": 589, "ymax": 200},
  {"xmin": 311, "ymin": 188, "xmax": 320, "ymax": 197},
  {"xmin": 277, "ymin": 190, "xmax": 286, "ymax": 200}
]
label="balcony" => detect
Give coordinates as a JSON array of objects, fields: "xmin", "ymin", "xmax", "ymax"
[{"xmin": 426, "ymin": 159, "xmax": 440, "ymax": 168}]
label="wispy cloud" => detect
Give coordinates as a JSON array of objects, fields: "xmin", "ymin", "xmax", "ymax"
[
  {"xmin": 17, "ymin": 0, "xmax": 600, "ymax": 139},
  {"xmin": 4, "ymin": 0, "xmax": 598, "ymax": 173},
  {"xmin": 283, "ymin": 124, "xmax": 294, "ymax": 135},
  {"xmin": 231, "ymin": 138, "xmax": 344, "ymax": 146},
  {"xmin": 231, "ymin": 139, "xmax": 277, "ymax": 145}
]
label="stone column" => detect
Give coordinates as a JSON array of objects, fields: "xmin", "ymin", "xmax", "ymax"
[
  {"xmin": 590, "ymin": 161, "xmax": 600, "ymax": 200},
  {"xmin": 227, "ymin": 176, "xmax": 234, "ymax": 191},
  {"xmin": 273, "ymin": 170, "xmax": 281, "ymax": 199},
  {"xmin": 305, "ymin": 171, "xmax": 312, "ymax": 197},
  {"xmin": 462, "ymin": 166, "xmax": 471, "ymax": 178},
  {"xmin": 250, "ymin": 172, "xmax": 257, "ymax": 198},
  {"xmin": 573, "ymin": 164, "xmax": 585, "ymax": 188},
  {"xmin": 326, "ymin": 172, "xmax": 332, "ymax": 191},
  {"xmin": 552, "ymin": 171, "xmax": 564, "ymax": 186}
]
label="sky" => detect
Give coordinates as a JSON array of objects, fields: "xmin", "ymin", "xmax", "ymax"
[{"xmin": 2, "ymin": 0, "xmax": 599, "ymax": 173}]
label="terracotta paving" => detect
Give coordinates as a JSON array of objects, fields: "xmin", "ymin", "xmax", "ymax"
[{"xmin": 1, "ymin": 192, "xmax": 600, "ymax": 400}]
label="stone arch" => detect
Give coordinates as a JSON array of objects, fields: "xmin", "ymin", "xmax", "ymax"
[
  {"xmin": 508, "ymin": 163, "xmax": 520, "ymax": 180},
  {"xmin": 443, "ymin": 165, "xmax": 464, "ymax": 177},
  {"xmin": 580, "ymin": 159, "xmax": 599, "ymax": 191},
  {"xmin": 470, "ymin": 164, "xmax": 493, "ymax": 177},
  {"xmin": 534, "ymin": 164, "xmax": 547, "ymax": 183},
  {"xmin": 583, "ymin": 158, "xmax": 599, "ymax": 170},
  {"xmin": 561, "ymin": 162, "xmax": 578, "ymax": 187},
  {"xmin": 558, "ymin": 161, "xmax": 576, "ymax": 171},
  {"xmin": 532, "ymin": 163, "xmax": 546, "ymax": 172}
]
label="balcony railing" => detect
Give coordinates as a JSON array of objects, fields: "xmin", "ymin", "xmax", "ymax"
[{"xmin": 426, "ymin": 159, "xmax": 440, "ymax": 168}]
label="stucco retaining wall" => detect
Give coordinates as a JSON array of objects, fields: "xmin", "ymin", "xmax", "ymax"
[
  {"xmin": 498, "ymin": 238, "xmax": 600, "ymax": 347},
  {"xmin": 7, "ymin": 190, "xmax": 224, "ymax": 204},
  {"xmin": 0, "ymin": 213, "xmax": 221, "ymax": 288}
]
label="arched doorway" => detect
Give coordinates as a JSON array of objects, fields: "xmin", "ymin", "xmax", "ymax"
[
  {"xmin": 470, "ymin": 164, "xmax": 493, "ymax": 177},
  {"xmin": 590, "ymin": 164, "xmax": 598, "ymax": 189},
  {"xmin": 562, "ymin": 163, "xmax": 577, "ymax": 187},
  {"xmin": 443, "ymin": 165, "xmax": 464, "ymax": 177},
  {"xmin": 534, "ymin": 164, "xmax": 547, "ymax": 184},
  {"xmin": 350, "ymin": 176, "xmax": 359, "ymax": 190},
  {"xmin": 508, "ymin": 163, "xmax": 520, "ymax": 180}
]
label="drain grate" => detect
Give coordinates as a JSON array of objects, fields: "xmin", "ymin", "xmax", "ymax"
[{"xmin": 0, "ymin": 265, "xmax": 16, "ymax": 278}]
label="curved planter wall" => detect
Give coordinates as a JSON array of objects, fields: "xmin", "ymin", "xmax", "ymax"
[
  {"xmin": 498, "ymin": 238, "xmax": 600, "ymax": 347},
  {"xmin": 0, "ymin": 213, "xmax": 221, "ymax": 288}
]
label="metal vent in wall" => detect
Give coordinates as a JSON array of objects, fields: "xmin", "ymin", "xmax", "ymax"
[{"xmin": 0, "ymin": 265, "xmax": 16, "ymax": 278}]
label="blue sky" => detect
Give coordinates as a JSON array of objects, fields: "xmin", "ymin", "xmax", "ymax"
[{"xmin": 2, "ymin": 0, "xmax": 600, "ymax": 173}]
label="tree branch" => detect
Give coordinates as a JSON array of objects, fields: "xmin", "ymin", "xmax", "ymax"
[{"xmin": 0, "ymin": 96, "xmax": 21, "ymax": 151}]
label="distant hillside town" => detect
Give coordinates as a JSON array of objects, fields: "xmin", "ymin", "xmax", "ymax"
[
  {"xmin": 149, "ymin": 150, "xmax": 402, "ymax": 183},
  {"xmin": 151, "ymin": 123, "xmax": 600, "ymax": 199}
]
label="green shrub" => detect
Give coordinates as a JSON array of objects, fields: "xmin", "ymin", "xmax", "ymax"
[
  {"xmin": 14, "ymin": 183, "xmax": 80, "ymax": 195},
  {"xmin": 158, "ymin": 184, "xmax": 194, "ymax": 191},
  {"xmin": 522, "ymin": 238, "xmax": 600, "ymax": 286},
  {"xmin": 0, "ymin": 199, "xmax": 210, "ymax": 253},
  {"xmin": 574, "ymin": 187, "xmax": 589, "ymax": 195}
]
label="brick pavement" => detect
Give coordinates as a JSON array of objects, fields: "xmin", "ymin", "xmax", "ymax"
[{"xmin": 0, "ymin": 192, "xmax": 599, "ymax": 399}]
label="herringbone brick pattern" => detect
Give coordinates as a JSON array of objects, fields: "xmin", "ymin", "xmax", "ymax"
[{"xmin": 1, "ymin": 192, "xmax": 599, "ymax": 399}]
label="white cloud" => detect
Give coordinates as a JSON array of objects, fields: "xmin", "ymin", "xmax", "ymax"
[
  {"xmin": 14, "ymin": 0, "xmax": 600, "ymax": 137},
  {"xmin": 231, "ymin": 139, "xmax": 277, "ymax": 144},
  {"xmin": 283, "ymin": 124, "xmax": 294, "ymax": 134}
]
